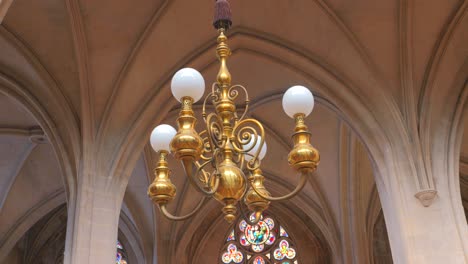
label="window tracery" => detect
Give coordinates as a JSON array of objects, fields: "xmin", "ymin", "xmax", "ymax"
[
  {"xmin": 116, "ymin": 240, "xmax": 129, "ymax": 264},
  {"xmin": 220, "ymin": 213, "xmax": 299, "ymax": 264}
]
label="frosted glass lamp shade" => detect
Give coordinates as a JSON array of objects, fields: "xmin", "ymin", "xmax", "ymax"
[
  {"xmin": 171, "ymin": 68, "xmax": 205, "ymax": 102},
  {"xmin": 282, "ymin": 85, "xmax": 315, "ymax": 118},
  {"xmin": 243, "ymin": 135, "xmax": 267, "ymax": 161},
  {"xmin": 150, "ymin": 124, "xmax": 177, "ymax": 152}
]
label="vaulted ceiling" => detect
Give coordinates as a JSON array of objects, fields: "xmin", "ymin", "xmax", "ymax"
[{"xmin": 0, "ymin": 0, "xmax": 466, "ymax": 263}]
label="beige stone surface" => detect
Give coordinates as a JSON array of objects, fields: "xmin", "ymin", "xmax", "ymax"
[{"xmin": 0, "ymin": 0, "xmax": 466, "ymax": 263}]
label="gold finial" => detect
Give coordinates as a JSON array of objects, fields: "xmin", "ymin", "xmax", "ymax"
[{"xmin": 216, "ymin": 29, "xmax": 232, "ymax": 87}]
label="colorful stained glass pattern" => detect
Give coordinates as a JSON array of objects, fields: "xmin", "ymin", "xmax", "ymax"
[
  {"xmin": 220, "ymin": 213, "xmax": 299, "ymax": 263},
  {"xmin": 245, "ymin": 221, "xmax": 270, "ymax": 245},
  {"xmin": 273, "ymin": 240, "xmax": 296, "ymax": 260},
  {"xmin": 240, "ymin": 234, "xmax": 250, "ymax": 246},
  {"xmin": 279, "ymin": 226, "xmax": 288, "ymax": 237},
  {"xmin": 252, "ymin": 256, "xmax": 265, "ymax": 264},
  {"xmin": 222, "ymin": 244, "xmax": 243, "ymax": 263},
  {"xmin": 240, "ymin": 220, "xmax": 248, "ymax": 231},
  {"xmin": 266, "ymin": 232, "xmax": 276, "ymax": 245},
  {"xmin": 252, "ymin": 243, "xmax": 264, "ymax": 252},
  {"xmin": 227, "ymin": 230, "xmax": 236, "ymax": 241},
  {"xmin": 117, "ymin": 241, "xmax": 123, "ymax": 249},
  {"xmin": 116, "ymin": 240, "xmax": 128, "ymax": 264},
  {"xmin": 116, "ymin": 252, "xmax": 127, "ymax": 264},
  {"xmin": 264, "ymin": 218, "xmax": 274, "ymax": 229}
]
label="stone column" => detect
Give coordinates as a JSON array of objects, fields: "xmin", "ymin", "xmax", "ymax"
[
  {"xmin": 374, "ymin": 150, "xmax": 467, "ymax": 264},
  {"xmin": 64, "ymin": 167, "xmax": 125, "ymax": 264}
]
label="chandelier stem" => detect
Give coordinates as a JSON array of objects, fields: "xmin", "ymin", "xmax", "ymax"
[
  {"xmin": 214, "ymin": 29, "xmax": 237, "ymax": 138},
  {"xmin": 158, "ymin": 196, "xmax": 206, "ymax": 221},
  {"xmin": 216, "ymin": 29, "xmax": 232, "ymax": 87},
  {"xmin": 248, "ymin": 171, "xmax": 310, "ymax": 201}
]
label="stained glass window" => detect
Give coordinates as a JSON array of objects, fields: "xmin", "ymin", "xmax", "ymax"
[
  {"xmin": 116, "ymin": 240, "xmax": 128, "ymax": 264},
  {"xmin": 220, "ymin": 213, "xmax": 300, "ymax": 264}
]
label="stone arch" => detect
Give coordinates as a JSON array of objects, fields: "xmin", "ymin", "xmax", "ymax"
[
  {"xmin": 109, "ymin": 29, "xmax": 422, "ymax": 263},
  {"xmin": 0, "ymin": 190, "xmax": 66, "ymax": 262},
  {"xmin": 417, "ymin": 1, "xmax": 468, "ymax": 213},
  {"xmin": 0, "ymin": 73, "xmax": 79, "ymax": 203},
  {"xmin": 0, "ymin": 27, "xmax": 81, "ymax": 263},
  {"xmin": 0, "ymin": 76, "xmax": 79, "ymax": 263}
]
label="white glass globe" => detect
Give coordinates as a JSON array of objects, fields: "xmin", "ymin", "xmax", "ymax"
[
  {"xmin": 171, "ymin": 68, "xmax": 205, "ymax": 102},
  {"xmin": 243, "ymin": 135, "xmax": 267, "ymax": 161},
  {"xmin": 150, "ymin": 124, "xmax": 177, "ymax": 152},
  {"xmin": 282, "ymin": 85, "xmax": 315, "ymax": 118}
]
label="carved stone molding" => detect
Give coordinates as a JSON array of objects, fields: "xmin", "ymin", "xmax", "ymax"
[
  {"xmin": 414, "ymin": 189, "xmax": 438, "ymax": 207},
  {"xmin": 0, "ymin": 0, "xmax": 13, "ymax": 23},
  {"xmin": 28, "ymin": 127, "xmax": 47, "ymax": 144},
  {"xmin": 415, "ymin": 1, "xmax": 468, "ymax": 207}
]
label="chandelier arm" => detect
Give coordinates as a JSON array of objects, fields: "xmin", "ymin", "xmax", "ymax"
[
  {"xmin": 237, "ymin": 153, "xmax": 246, "ymax": 171},
  {"xmin": 195, "ymin": 159, "xmax": 211, "ymax": 183},
  {"xmin": 194, "ymin": 160, "xmax": 221, "ymax": 196},
  {"xmin": 159, "ymin": 196, "xmax": 206, "ymax": 221},
  {"xmin": 182, "ymin": 159, "xmax": 220, "ymax": 196},
  {"xmin": 249, "ymin": 172, "xmax": 309, "ymax": 201}
]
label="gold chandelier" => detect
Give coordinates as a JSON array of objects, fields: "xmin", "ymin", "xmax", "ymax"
[{"xmin": 147, "ymin": 0, "xmax": 319, "ymax": 224}]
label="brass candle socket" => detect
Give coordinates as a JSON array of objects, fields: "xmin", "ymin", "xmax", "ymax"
[
  {"xmin": 170, "ymin": 97, "xmax": 204, "ymax": 161},
  {"xmin": 148, "ymin": 151, "xmax": 207, "ymax": 221},
  {"xmin": 288, "ymin": 114, "xmax": 320, "ymax": 173},
  {"xmin": 147, "ymin": 151, "xmax": 176, "ymax": 205},
  {"xmin": 247, "ymin": 114, "xmax": 319, "ymax": 202}
]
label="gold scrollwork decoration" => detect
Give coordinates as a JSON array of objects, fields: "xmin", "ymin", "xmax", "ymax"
[
  {"xmin": 231, "ymin": 118, "xmax": 265, "ymax": 170},
  {"xmin": 206, "ymin": 112, "xmax": 226, "ymax": 149},
  {"xmin": 228, "ymin": 84, "xmax": 250, "ymax": 122}
]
